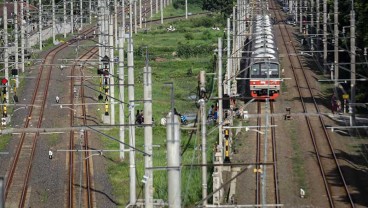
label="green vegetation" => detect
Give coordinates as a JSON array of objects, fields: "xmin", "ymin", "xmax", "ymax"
[
  {"xmin": 288, "ymin": 122, "xmax": 308, "ymax": 196},
  {"xmin": 102, "ymin": 13, "xmax": 225, "ymax": 207}
]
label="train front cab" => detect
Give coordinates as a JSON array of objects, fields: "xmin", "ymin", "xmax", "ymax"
[{"xmin": 249, "ymin": 61, "xmax": 281, "ymax": 100}]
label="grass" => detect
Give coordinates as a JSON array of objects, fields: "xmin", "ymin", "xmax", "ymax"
[
  {"xmin": 96, "ymin": 11, "xmax": 224, "ymax": 207},
  {"xmin": 288, "ymin": 121, "xmax": 308, "ymax": 196}
]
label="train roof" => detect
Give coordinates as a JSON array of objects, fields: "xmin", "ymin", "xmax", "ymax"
[{"xmin": 250, "ymin": 14, "xmax": 279, "ymax": 62}]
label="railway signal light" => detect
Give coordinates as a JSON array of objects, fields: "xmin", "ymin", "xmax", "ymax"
[
  {"xmin": 224, "ymin": 129, "xmax": 231, "ymax": 163},
  {"xmin": 97, "ymin": 68, "xmax": 103, "ymax": 75},
  {"xmin": 98, "ymin": 94, "xmax": 103, "ymax": 101},
  {"xmin": 105, "ymin": 103, "xmax": 109, "ymax": 116},
  {"xmin": 3, "ymin": 105, "xmax": 7, "ymax": 118},
  {"xmin": 223, "ymin": 94, "xmax": 230, "ymax": 109},
  {"xmin": 11, "ymin": 68, "xmax": 18, "ymax": 76},
  {"xmin": 1, "ymin": 78, "xmax": 8, "ymax": 85}
]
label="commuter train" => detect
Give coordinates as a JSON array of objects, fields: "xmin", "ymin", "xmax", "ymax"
[{"xmin": 239, "ymin": 14, "xmax": 281, "ymax": 100}]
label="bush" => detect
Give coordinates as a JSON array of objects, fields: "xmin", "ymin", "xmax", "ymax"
[
  {"xmin": 177, "ymin": 43, "xmax": 215, "ymax": 58},
  {"xmin": 184, "ymin": 33, "xmax": 194, "ymax": 40}
]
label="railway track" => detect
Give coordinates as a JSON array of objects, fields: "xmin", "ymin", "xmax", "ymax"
[
  {"xmin": 67, "ymin": 47, "xmax": 98, "ymax": 207},
  {"xmin": 255, "ymin": 101, "xmax": 280, "ymax": 206},
  {"xmin": 4, "ymin": 26, "xmax": 95, "ymax": 207},
  {"xmin": 270, "ymin": 0, "xmax": 355, "ymax": 207}
]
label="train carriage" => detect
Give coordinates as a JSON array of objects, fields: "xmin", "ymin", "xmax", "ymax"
[{"xmin": 242, "ymin": 14, "xmax": 281, "ymax": 100}]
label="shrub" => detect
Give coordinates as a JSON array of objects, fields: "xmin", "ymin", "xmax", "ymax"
[{"xmin": 185, "ymin": 33, "xmax": 194, "ymax": 40}]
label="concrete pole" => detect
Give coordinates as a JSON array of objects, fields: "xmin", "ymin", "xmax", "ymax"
[
  {"xmin": 156, "ymin": 0, "xmax": 158, "ymax": 14},
  {"xmin": 333, "ymin": 0, "xmax": 339, "ymax": 89},
  {"xmin": 226, "ymin": 18, "xmax": 231, "ymax": 96},
  {"xmin": 4, "ymin": 6, "xmax": 9, "ymax": 103},
  {"xmin": 134, "ymin": 0, "xmax": 137, "ymax": 33},
  {"xmin": 310, "ymin": 0, "xmax": 314, "ymax": 34},
  {"xmin": 71, "ymin": 0, "xmax": 74, "ymax": 34},
  {"xmin": 199, "ymin": 71, "xmax": 207, "ymax": 206},
  {"xmin": 129, "ymin": 0, "xmax": 133, "ymax": 37},
  {"xmin": 316, "ymin": 0, "xmax": 320, "ymax": 49},
  {"xmin": 79, "ymin": 0, "xmax": 83, "ymax": 30},
  {"xmin": 160, "ymin": 0, "xmax": 163, "ymax": 24},
  {"xmin": 64, "ymin": 0, "xmax": 67, "ymax": 38},
  {"xmin": 232, "ymin": 6, "xmax": 236, "ymax": 79},
  {"xmin": 20, "ymin": 1, "xmax": 25, "ymax": 73},
  {"xmin": 26, "ymin": 0, "xmax": 29, "ymax": 50},
  {"xmin": 114, "ymin": 0, "xmax": 118, "ymax": 47},
  {"xmin": 118, "ymin": 29, "xmax": 125, "ymax": 160},
  {"xmin": 299, "ymin": 0, "xmax": 302, "ymax": 33},
  {"xmin": 98, "ymin": 0, "xmax": 103, "ymax": 65},
  {"xmin": 89, "ymin": 0, "xmax": 92, "ymax": 24},
  {"xmin": 109, "ymin": 16, "xmax": 115, "ymax": 125},
  {"xmin": 14, "ymin": 0, "xmax": 19, "ymax": 88},
  {"xmin": 185, "ymin": 0, "xmax": 187, "ymax": 19},
  {"xmin": 139, "ymin": 0, "xmax": 142, "ymax": 28},
  {"xmin": 316, "ymin": 0, "xmax": 320, "ymax": 34},
  {"xmin": 166, "ymin": 114, "xmax": 181, "ymax": 208},
  {"xmin": 150, "ymin": 0, "xmax": 152, "ymax": 18},
  {"xmin": 104, "ymin": 2, "xmax": 109, "ymax": 56},
  {"xmin": 295, "ymin": 0, "xmax": 298, "ymax": 23},
  {"xmin": 144, "ymin": 66, "xmax": 153, "ymax": 208},
  {"xmin": 323, "ymin": 0, "xmax": 327, "ymax": 74},
  {"xmin": 122, "ymin": 0, "xmax": 126, "ymax": 40},
  {"xmin": 350, "ymin": 4, "xmax": 356, "ymax": 126},
  {"xmin": 218, "ymin": 38, "xmax": 223, "ymax": 162},
  {"xmin": 127, "ymin": 37, "xmax": 136, "ymax": 205},
  {"xmin": 52, "ymin": 0, "xmax": 55, "ymax": 44}
]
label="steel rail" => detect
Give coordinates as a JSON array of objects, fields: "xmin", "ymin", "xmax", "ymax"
[{"xmin": 270, "ymin": 0, "xmax": 355, "ymax": 207}]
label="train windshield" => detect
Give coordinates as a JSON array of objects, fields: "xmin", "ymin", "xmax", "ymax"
[{"xmin": 251, "ymin": 63, "xmax": 279, "ymax": 78}]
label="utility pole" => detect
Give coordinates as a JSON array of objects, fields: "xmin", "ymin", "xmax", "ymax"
[
  {"xmin": 160, "ymin": 0, "xmax": 163, "ymax": 24},
  {"xmin": 310, "ymin": 0, "xmax": 314, "ymax": 34},
  {"xmin": 26, "ymin": 0, "xmax": 29, "ymax": 50},
  {"xmin": 127, "ymin": 36, "xmax": 137, "ymax": 206},
  {"xmin": 79, "ymin": 0, "xmax": 83, "ymax": 30},
  {"xmin": 143, "ymin": 63, "xmax": 153, "ymax": 208},
  {"xmin": 89, "ymin": 0, "xmax": 92, "ymax": 24},
  {"xmin": 323, "ymin": 0, "xmax": 327, "ymax": 75},
  {"xmin": 139, "ymin": 0, "xmax": 142, "ymax": 28},
  {"xmin": 118, "ymin": 33, "xmax": 125, "ymax": 161},
  {"xmin": 218, "ymin": 38, "xmax": 223, "ymax": 162},
  {"xmin": 185, "ymin": 0, "xmax": 187, "ymax": 19},
  {"xmin": 166, "ymin": 113, "xmax": 181, "ymax": 208},
  {"xmin": 134, "ymin": 0, "xmax": 137, "ymax": 33},
  {"xmin": 350, "ymin": 1, "xmax": 356, "ymax": 126},
  {"xmin": 114, "ymin": 0, "xmax": 118, "ymax": 47},
  {"xmin": 122, "ymin": 0, "xmax": 126, "ymax": 41},
  {"xmin": 20, "ymin": 1, "xmax": 25, "ymax": 73},
  {"xmin": 156, "ymin": 0, "xmax": 158, "ymax": 14},
  {"xmin": 299, "ymin": 0, "xmax": 302, "ymax": 33},
  {"xmin": 14, "ymin": 0, "xmax": 19, "ymax": 88},
  {"xmin": 150, "ymin": 0, "xmax": 152, "ymax": 18},
  {"xmin": 232, "ymin": 6, "xmax": 236, "ymax": 80},
  {"xmin": 4, "ymin": 6, "xmax": 9, "ymax": 103},
  {"xmin": 316, "ymin": 0, "xmax": 320, "ymax": 36},
  {"xmin": 109, "ymin": 15, "xmax": 115, "ymax": 125},
  {"xmin": 64, "ymin": 0, "xmax": 67, "ymax": 38},
  {"xmin": 71, "ymin": 0, "xmax": 74, "ymax": 34},
  {"xmin": 333, "ymin": 0, "xmax": 339, "ymax": 89},
  {"xmin": 226, "ymin": 18, "xmax": 231, "ymax": 96},
  {"xmin": 129, "ymin": 0, "xmax": 133, "ymax": 37},
  {"xmin": 199, "ymin": 71, "xmax": 207, "ymax": 206},
  {"xmin": 52, "ymin": 0, "xmax": 55, "ymax": 44}
]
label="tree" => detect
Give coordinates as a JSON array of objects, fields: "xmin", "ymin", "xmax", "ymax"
[{"xmin": 202, "ymin": 0, "xmax": 233, "ymax": 18}]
